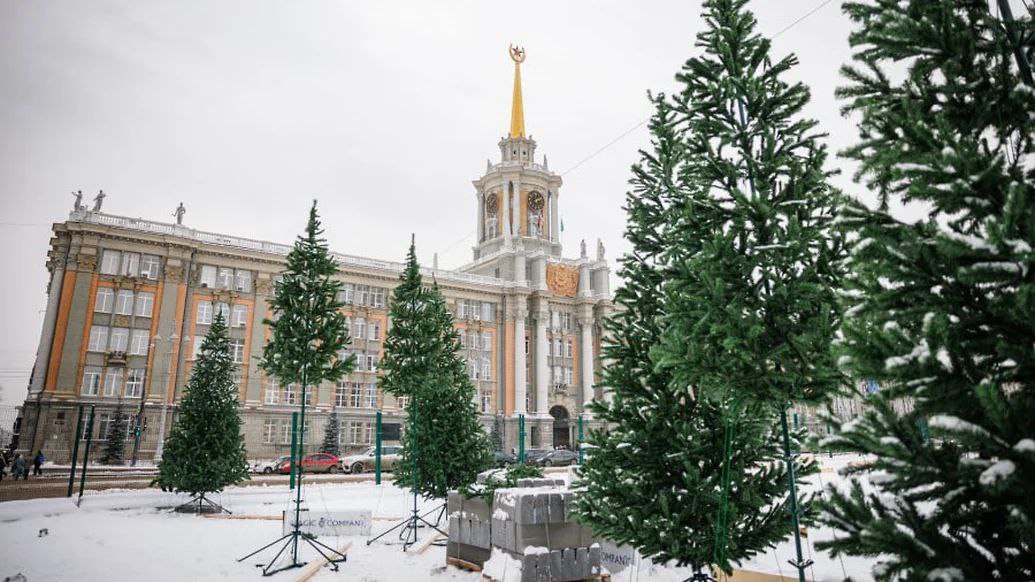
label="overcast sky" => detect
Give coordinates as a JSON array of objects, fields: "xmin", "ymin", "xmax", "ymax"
[{"xmin": 0, "ymin": 0, "xmax": 879, "ymax": 404}]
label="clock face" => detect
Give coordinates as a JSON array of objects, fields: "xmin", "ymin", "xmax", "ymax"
[
  {"xmin": 485, "ymin": 193, "xmax": 498, "ymax": 214},
  {"xmin": 529, "ymin": 192, "xmax": 545, "ymax": 212}
]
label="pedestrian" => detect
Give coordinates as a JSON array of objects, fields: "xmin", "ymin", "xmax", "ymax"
[
  {"xmin": 33, "ymin": 450, "xmax": 45, "ymax": 476},
  {"xmin": 12, "ymin": 453, "xmax": 27, "ymax": 480},
  {"xmin": 0, "ymin": 453, "xmax": 7, "ymax": 481}
]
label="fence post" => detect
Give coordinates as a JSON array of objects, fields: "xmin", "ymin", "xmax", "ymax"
[
  {"xmin": 375, "ymin": 410, "xmax": 382, "ymax": 485},
  {"xmin": 77, "ymin": 406, "xmax": 96, "ymax": 504},
  {"xmin": 67, "ymin": 405, "xmax": 85, "ymax": 497},
  {"xmin": 518, "ymin": 413, "xmax": 525, "ymax": 464}
]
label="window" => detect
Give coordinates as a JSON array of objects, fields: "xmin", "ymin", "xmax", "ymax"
[
  {"xmin": 341, "ymin": 283, "xmax": 355, "ymax": 305},
  {"xmin": 468, "ymin": 358, "xmax": 479, "ymax": 380},
  {"xmin": 197, "ymin": 301, "xmax": 213, "ymax": 324},
  {"xmin": 350, "ymin": 383, "xmax": 362, "ymax": 408},
  {"xmin": 140, "ymin": 254, "xmax": 161, "ymax": 279},
  {"xmin": 125, "ymin": 369, "xmax": 144, "ymax": 398},
  {"xmin": 524, "ymin": 336, "xmax": 529, "ymax": 355},
  {"xmin": 348, "ymin": 421, "xmax": 374, "ymax": 445},
  {"xmin": 97, "ymin": 413, "xmax": 114, "ymax": 440},
  {"xmin": 135, "ymin": 292, "xmax": 154, "ymax": 317},
  {"xmin": 397, "ymin": 395, "xmax": 409, "ymax": 410},
  {"xmin": 81, "ymin": 367, "xmax": 101, "ymax": 395},
  {"xmin": 119, "ymin": 253, "xmax": 139, "ymax": 277},
  {"xmin": 481, "ymin": 391, "xmax": 491, "ymax": 413},
  {"xmin": 104, "ymin": 368, "xmax": 123, "ymax": 397},
  {"xmin": 482, "ymin": 302, "xmax": 494, "ymax": 322},
  {"xmin": 100, "ymin": 250, "xmax": 120, "ymax": 275},
  {"xmin": 235, "ymin": 270, "xmax": 252, "ymax": 292},
  {"xmin": 565, "ymin": 340, "xmax": 574, "ymax": 359},
  {"xmin": 303, "ymin": 385, "xmax": 312, "ymax": 406},
  {"xmin": 215, "ymin": 302, "xmax": 230, "ymax": 321},
  {"xmin": 94, "ymin": 288, "xmax": 114, "ymax": 313},
  {"xmin": 109, "ymin": 328, "xmax": 129, "ymax": 352},
  {"xmin": 553, "ymin": 366, "xmax": 562, "ymax": 383},
  {"xmin": 352, "ymin": 318, "xmax": 365, "ymax": 341},
  {"xmin": 88, "ymin": 323, "xmax": 108, "ymax": 352},
  {"xmin": 551, "ymin": 311, "xmax": 560, "ymax": 330},
  {"xmin": 367, "ymin": 321, "xmax": 380, "ymax": 341},
  {"xmin": 335, "ymin": 381, "xmax": 348, "ymax": 407},
  {"xmin": 482, "ymin": 332, "xmax": 491, "ymax": 352},
  {"xmin": 115, "ymin": 290, "xmax": 134, "ymax": 315},
  {"xmin": 370, "ymin": 287, "xmax": 386, "ymax": 308},
  {"xmin": 232, "ymin": 305, "xmax": 248, "ymax": 328},
  {"xmin": 263, "ymin": 419, "xmax": 277, "ymax": 444},
  {"xmin": 482, "ymin": 356, "xmax": 492, "ymax": 380},
  {"xmin": 129, "ymin": 330, "xmax": 150, "ymax": 355},
  {"xmin": 365, "ymin": 354, "xmax": 379, "ymax": 372},
  {"xmin": 199, "ymin": 265, "xmax": 217, "ymax": 288},
  {"xmin": 458, "ymin": 330, "xmax": 466, "ymax": 349},
  {"xmin": 284, "ymin": 384, "xmax": 297, "ymax": 405},
  {"xmin": 217, "ymin": 267, "xmax": 234, "ymax": 289},
  {"xmin": 355, "ymin": 285, "xmax": 369, "ymax": 306},
  {"xmin": 265, "ymin": 378, "xmax": 280, "ymax": 405},
  {"xmin": 365, "ymin": 383, "xmax": 377, "ymax": 408},
  {"xmin": 564, "ymin": 368, "xmax": 573, "ymax": 385},
  {"xmin": 230, "ymin": 339, "xmax": 245, "ymax": 363},
  {"xmin": 281, "ymin": 420, "xmax": 293, "ymax": 444},
  {"xmin": 560, "ymin": 312, "xmax": 572, "ymax": 331}
]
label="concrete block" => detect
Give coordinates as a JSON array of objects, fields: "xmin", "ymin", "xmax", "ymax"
[
  {"xmin": 445, "ymin": 541, "xmax": 492, "ymax": 567},
  {"xmin": 515, "ymin": 477, "xmax": 565, "ymax": 488}
]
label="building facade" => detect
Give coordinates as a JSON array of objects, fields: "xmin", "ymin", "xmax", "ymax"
[{"xmin": 17, "ymin": 49, "xmax": 613, "ymax": 463}]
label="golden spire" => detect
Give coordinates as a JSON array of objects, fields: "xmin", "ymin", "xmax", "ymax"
[{"xmin": 509, "ymin": 44, "xmax": 526, "ymax": 138}]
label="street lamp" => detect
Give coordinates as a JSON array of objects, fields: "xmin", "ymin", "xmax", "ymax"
[{"xmin": 152, "ymin": 333, "xmax": 184, "ymax": 462}]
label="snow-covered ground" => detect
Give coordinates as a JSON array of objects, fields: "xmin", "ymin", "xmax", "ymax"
[{"xmin": 0, "ymin": 456, "xmax": 876, "ymax": 581}]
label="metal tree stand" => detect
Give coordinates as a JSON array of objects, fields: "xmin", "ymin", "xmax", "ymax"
[
  {"xmin": 366, "ymin": 396, "xmax": 446, "ymax": 550},
  {"xmin": 174, "ymin": 494, "xmax": 231, "ymax": 514},
  {"xmin": 237, "ymin": 373, "xmax": 346, "ymax": 576}
]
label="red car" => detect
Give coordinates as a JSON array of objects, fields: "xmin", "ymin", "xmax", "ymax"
[{"xmin": 275, "ymin": 453, "xmax": 341, "ymax": 474}]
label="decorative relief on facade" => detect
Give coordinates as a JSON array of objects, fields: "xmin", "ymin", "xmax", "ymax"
[
  {"xmin": 212, "ymin": 289, "xmax": 236, "ymax": 303},
  {"xmin": 76, "ymin": 253, "xmax": 97, "ymax": 273},
  {"xmin": 164, "ymin": 264, "xmax": 185, "ymax": 283},
  {"xmin": 113, "ymin": 314, "xmax": 130, "ymax": 327},
  {"xmin": 546, "ymin": 263, "xmax": 578, "ymax": 297},
  {"xmin": 254, "ymin": 277, "xmax": 272, "ymax": 295}
]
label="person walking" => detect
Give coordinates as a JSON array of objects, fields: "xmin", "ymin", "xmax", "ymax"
[
  {"xmin": 12, "ymin": 454, "xmax": 27, "ymax": 480},
  {"xmin": 33, "ymin": 451, "xmax": 44, "ymax": 476},
  {"xmin": 0, "ymin": 453, "xmax": 7, "ymax": 481}
]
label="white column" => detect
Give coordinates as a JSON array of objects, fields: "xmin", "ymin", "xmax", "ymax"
[
  {"xmin": 512, "ymin": 178, "xmax": 522, "ymax": 237},
  {"xmin": 549, "ymin": 191, "xmax": 559, "ymax": 243},
  {"xmin": 580, "ymin": 317, "xmax": 595, "ymax": 414},
  {"xmin": 502, "ymin": 184, "xmax": 512, "ymax": 242},
  {"xmin": 28, "ymin": 263, "xmax": 66, "ymax": 395},
  {"xmin": 513, "ymin": 309, "xmax": 527, "ymax": 415},
  {"xmin": 535, "ymin": 308, "xmax": 549, "ymax": 414},
  {"xmin": 476, "ymin": 190, "xmax": 485, "ymax": 243}
]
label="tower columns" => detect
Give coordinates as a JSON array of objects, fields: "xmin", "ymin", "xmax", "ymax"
[
  {"xmin": 512, "ymin": 177, "xmax": 522, "ymax": 237},
  {"xmin": 549, "ymin": 191, "xmax": 559, "ymax": 243},
  {"xmin": 476, "ymin": 190, "xmax": 485, "ymax": 243},
  {"xmin": 502, "ymin": 183, "xmax": 512, "ymax": 243},
  {"xmin": 578, "ymin": 310, "xmax": 595, "ymax": 415},
  {"xmin": 534, "ymin": 306, "xmax": 549, "ymax": 415},
  {"xmin": 513, "ymin": 305, "xmax": 527, "ymax": 415}
]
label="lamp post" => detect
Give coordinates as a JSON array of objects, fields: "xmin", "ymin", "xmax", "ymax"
[
  {"xmin": 129, "ymin": 334, "xmax": 162, "ymax": 466},
  {"xmin": 152, "ymin": 333, "xmax": 183, "ymax": 462}
]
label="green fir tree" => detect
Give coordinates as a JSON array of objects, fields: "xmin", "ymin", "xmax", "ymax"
[
  {"xmin": 576, "ymin": 1, "xmax": 844, "ymax": 576},
  {"xmin": 100, "ymin": 402, "xmax": 127, "ymax": 465},
  {"xmin": 158, "ymin": 312, "xmax": 249, "ymax": 501},
  {"xmin": 380, "ymin": 240, "xmax": 491, "ymax": 499},
  {"xmin": 321, "ymin": 410, "xmax": 341, "ymax": 456},
  {"xmin": 817, "ymin": 2, "xmax": 1035, "ymax": 580}
]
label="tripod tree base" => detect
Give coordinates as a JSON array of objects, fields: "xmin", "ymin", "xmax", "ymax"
[
  {"xmin": 238, "ymin": 531, "xmax": 347, "ymax": 577},
  {"xmin": 173, "ymin": 494, "xmax": 231, "ymax": 515},
  {"xmin": 366, "ymin": 495, "xmax": 446, "ymax": 552}
]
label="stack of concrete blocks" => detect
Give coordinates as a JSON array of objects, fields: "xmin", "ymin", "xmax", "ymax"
[
  {"xmin": 446, "ymin": 491, "xmax": 494, "ymax": 566},
  {"xmin": 489, "ymin": 486, "xmax": 602, "ymax": 581}
]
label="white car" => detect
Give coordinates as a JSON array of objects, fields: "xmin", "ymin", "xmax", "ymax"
[
  {"xmin": 252, "ymin": 455, "xmax": 292, "ymax": 474},
  {"xmin": 340, "ymin": 446, "xmax": 402, "ymax": 474}
]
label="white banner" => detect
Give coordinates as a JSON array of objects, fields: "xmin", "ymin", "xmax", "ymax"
[{"xmin": 282, "ymin": 508, "xmax": 372, "ymax": 537}]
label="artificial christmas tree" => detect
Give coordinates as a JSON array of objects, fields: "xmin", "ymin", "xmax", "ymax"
[
  {"xmin": 321, "ymin": 410, "xmax": 341, "ymax": 456},
  {"xmin": 239, "ymin": 201, "xmax": 354, "ymax": 575},
  {"xmin": 818, "ymin": 2, "xmax": 1035, "ymax": 580},
  {"xmin": 371, "ymin": 239, "xmax": 491, "ymax": 549},
  {"xmin": 157, "ymin": 312, "xmax": 248, "ymax": 511},
  {"xmin": 576, "ymin": 2, "xmax": 843, "ymax": 578},
  {"xmin": 100, "ymin": 403, "xmax": 127, "ymax": 465}
]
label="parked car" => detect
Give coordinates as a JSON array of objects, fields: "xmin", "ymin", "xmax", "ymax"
[
  {"xmin": 341, "ymin": 446, "xmax": 402, "ymax": 474},
  {"xmin": 493, "ymin": 451, "xmax": 516, "ymax": 468},
  {"xmin": 520, "ymin": 449, "xmax": 551, "ymax": 465},
  {"xmin": 534, "ymin": 449, "xmax": 579, "ymax": 467},
  {"xmin": 253, "ymin": 455, "xmax": 292, "ymax": 474},
  {"xmin": 275, "ymin": 453, "xmax": 341, "ymax": 474}
]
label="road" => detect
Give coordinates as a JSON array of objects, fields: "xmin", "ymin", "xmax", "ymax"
[{"xmin": 0, "ymin": 470, "xmax": 380, "ymax": 502}]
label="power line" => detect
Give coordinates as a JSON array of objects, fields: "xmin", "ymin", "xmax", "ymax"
[{"xmin": 772, "ymin": 0, "xmax": 836, "ymax": 39}]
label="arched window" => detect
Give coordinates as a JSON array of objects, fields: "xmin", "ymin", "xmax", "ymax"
[{"xmin": 485, "ymin": 193, "xmax": 498, "ymax": 239}]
